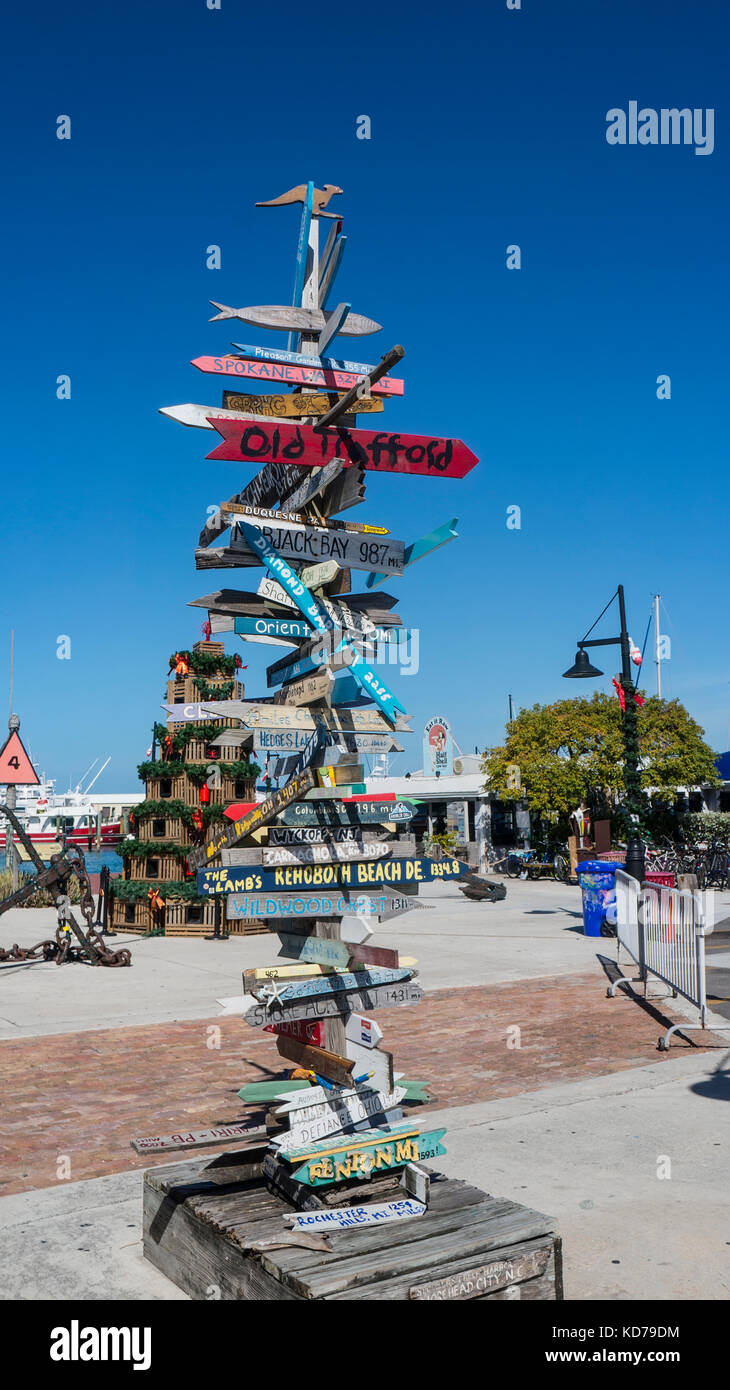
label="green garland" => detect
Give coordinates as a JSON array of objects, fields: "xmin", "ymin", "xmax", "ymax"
[
  {"xmin": 138, "ymin": 760, "xmax": 259, "ymax": 783},
  {"xmin": 169, "ymin": 649, "xmax": 239, "ymax": 677},
  {"xmin": 119, "ymin": 839, "xmax": 191, "ymax": 862},
  {"xmin": 111, "ymin": 879, "xmax": 204, "ymax": 902},
  {"xmin": 127, "ymin": 801, "xmax": 228, "ymax": 833},
  {"xmin": 193, "ymin": 678, "xmax": 235, "ymax": 701},
  {"xmin": 152, "ymin": 722, "xmax": 229, "ymax": 758}
]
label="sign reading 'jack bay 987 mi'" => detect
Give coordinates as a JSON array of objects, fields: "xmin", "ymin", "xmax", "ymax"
[
  {"xmin": 206, "ymin": 419, "xmax": 478, "ymax": 480},
  {"xmin": 231, "ymin": 521, "xmax": 405, "ymax": 576},
  {"xmin": 198, "ymin": 855, "xmax": 469, "ymax": 895}
]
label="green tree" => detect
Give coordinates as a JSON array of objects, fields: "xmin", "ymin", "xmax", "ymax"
[{"xmin": 482, "ymin": 693, "xmax": 718, "ymax": 829}]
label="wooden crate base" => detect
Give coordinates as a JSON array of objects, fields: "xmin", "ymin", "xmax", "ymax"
[{"xmin": 143, "ymin": 1150, "xmax": 563, "ymax": 1301}]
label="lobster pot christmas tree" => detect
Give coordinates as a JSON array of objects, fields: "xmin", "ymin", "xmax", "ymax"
[
  {"xmin": 111, "ymin": 641, "xmax": 262, "ymax": 937},
  {"xmin": 154, "ymin": 180, "xmax": 480, "ymax": 1205}
]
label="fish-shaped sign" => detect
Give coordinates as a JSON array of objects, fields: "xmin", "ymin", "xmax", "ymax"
[
  {"xmin": 209, "ymin": 302, "xmax": 382, "ymax": 336},
  {"xmin": 192, "ymin": 355, "xmax": 404, "ymax": 396},
  {"xmin": 206, "ymin": 419, "xmax": 479, "ymax": 481}
]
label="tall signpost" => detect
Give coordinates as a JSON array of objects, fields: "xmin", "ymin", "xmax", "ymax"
[{"xmin": 145, "ymin": 182, "xmax": 482, "ymax": 1216}]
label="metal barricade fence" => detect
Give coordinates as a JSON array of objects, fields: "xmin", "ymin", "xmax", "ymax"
[{"xmin": 611, "ymin": 870, "xmax": 730, "ymax": 1050}]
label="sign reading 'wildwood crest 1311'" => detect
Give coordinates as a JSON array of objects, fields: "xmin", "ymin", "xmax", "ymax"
[{"xmin": 198, "ymin": 855, "xmax": 470, "ymax": 895}]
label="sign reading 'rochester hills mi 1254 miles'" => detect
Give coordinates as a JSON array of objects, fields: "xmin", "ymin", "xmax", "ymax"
[
  {"xmin": 198, "ymin": 855, "xmax": 470, "ymax": 895},
  {"xmin": 205, "ymin": 418, "xmax": 478, "ymax": 480}
]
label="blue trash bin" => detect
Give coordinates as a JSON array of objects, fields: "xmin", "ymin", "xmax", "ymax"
[{"xmin": 576, "ymin": 860, "xmax": 619, "ymax": 937}]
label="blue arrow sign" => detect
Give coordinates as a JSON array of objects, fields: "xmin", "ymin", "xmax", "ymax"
[
  {"xmin": 365, "ymin": 518, "xmax": 458, "ymax": 590},
  {"xmin": 235, "ymin": 616, "xmax": 313, "ymax": 641}
]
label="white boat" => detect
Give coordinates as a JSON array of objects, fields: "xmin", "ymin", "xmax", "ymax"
[{"xmin": 7, "ymin": 759, "xmax": 126, "ymax": 853}]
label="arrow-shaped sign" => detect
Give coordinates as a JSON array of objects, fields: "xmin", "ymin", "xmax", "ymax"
[
  {"xmin": 206, "ymin": 419, "xmax": 478, "ymax": 480},
  {"xmin": 365, "ymin": 517, "xmax": 459, "ymax": 589}
]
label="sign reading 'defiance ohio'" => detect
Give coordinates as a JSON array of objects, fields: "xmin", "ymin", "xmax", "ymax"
[
  {"xmin": 205, "ymin": 418, "xmax": 478, "ymax": 480},
  {"xmin": 198, "ymin": 855, "xmax": 469, "ymax": 895}
]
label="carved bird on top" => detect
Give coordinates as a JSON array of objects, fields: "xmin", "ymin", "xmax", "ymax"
[{"xmin": 256, "ymin": 184, "xmax": 343, "ymax": 218}]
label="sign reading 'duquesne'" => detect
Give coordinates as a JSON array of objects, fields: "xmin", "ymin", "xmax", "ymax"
[
  {"xmin": 206, "ymin": 418, "xmax": 478, "ymax": 480},
  {"xmin": 198, "ymin": 855, "xmax": 469, "ymax": 894}
]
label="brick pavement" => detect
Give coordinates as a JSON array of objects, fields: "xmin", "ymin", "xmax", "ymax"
[{"xmin": 0, "ymin": 966, "xmax": 713, "ymax": 1196}]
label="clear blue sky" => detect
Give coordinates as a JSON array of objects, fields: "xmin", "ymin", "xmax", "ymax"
[{"xmin": 1, "ymin": 0, "xmax": 727, "ymax": 790}]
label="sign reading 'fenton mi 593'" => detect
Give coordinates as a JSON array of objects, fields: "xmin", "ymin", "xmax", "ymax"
[{"xmin": 198, "ymin": 855, "xmax": 469, "ymax": 895}]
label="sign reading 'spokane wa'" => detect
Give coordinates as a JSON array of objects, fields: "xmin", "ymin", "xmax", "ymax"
[{"xmin": 197, "ymin": 854, "xmax": 470, "ymax": 895}]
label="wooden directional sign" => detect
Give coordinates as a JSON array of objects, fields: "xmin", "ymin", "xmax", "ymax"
[
  {"xmin": 161, "ymin": 701, "xmax": 224, "ymax": 723},
  {"xmin": 0, "ymin": 730, "xmax": 39, "ymax": 785},
  {"xmin": 228, "ymin": 891, "xmax": 393, "ymax": 921},
  {"xmin": 260, "ymin": 842, "xmax": 392, "ymax": 866},
  {"xmin": 345, "ymin": 1013, "xmax": 383, "ymax": 1051},
  {"xmin": 275, "ymin": 1036, "xmax": 355, "ymax": 1087},
  {"xmin": 188, "ymin": 766, "xmax": 316, "ymax": 869},
  {"xmin": 263, "ymin": 1018, "xmax": 325, "ymax": 1047},
  {"xmin": 346, "ymin": 1040, "xmax": 394, "ymax": 1093},
  {"xmin": 228, "ymin": 520, "xmax": 405, "ymax": 577},
  {"xmin": 227, "ymin": 508, "xmax": 387, "ymax": 540},
  {"xmin": 235, "ymin": 616, "xmax": 312, "ymax": 641},
  {"xmin": 193, "ymin": 356, "xmax": 403, "ymax": 397},
  {"xmin": 268, "ymin": 822, "xmax": 366, "ymax": 845},
  {"xmin": 242, "ymin": 980, "xmax": 424, "ymax": 1028},
  {"xmin": 275, "ymin": 1087, "xmax": 406, "ymax": 1152},
  {"xmin": 366, "ymin": 517, "xmax": 459, "ymax": 590},
  {"xmin": 199, "ymin": 856, "xmax": 467, "ymax": 895},
  {"xmin": 130, "ymin": 1120, "xmax": 266, "ymax": 1155},
  {"xmin": 277, "ymin": 1085, "xmax": 405, "ymax": 1134},
  {"xmin": 348, "ymin": 941, "xmax": 401, "ymax": 969},
  {"xmin": 209, "ymin": 302, "xmax": 382, "ymax": 337},
  {"xmin": 287, "ymin": 1199, "xmax": 426, "ymax": 1232},
  {"xmin": 202, "ymin": 701, "xmax": 412, "ymax": 735},
  {"xmin": 272, "ymin": 668, "xmax": 333, "ymax": 707},
  {"xmin": 274, "ymin": 1080, "xmax": 379, "ymax": 1114},
  {"xmin": 222, "ymin": 389, "xmax": 383, "ymax": 416},
  {"xmin": 279, "ymin": 799, "xmax": 415, "ymax": 826},
  {"xmin": 269, "ymin": 966, "xmax": 413, "ymax": 1004},
  {"xmin": 277, "ymin": 932, "xmax": 352, "ymax": 968},
  {"xmin": 299, "ymin": 559, "xmax": 347, "ymax": 589},
  {"xmin": 231, "ymin": 341, "xmax": 406, "ymax": 386},
  {"xmin": 266, "ymin": 633, "xmax": 409, "ymax": 690},
  {"xmin": 207, "ymin": 418, "xmax": 479, "ymax": 481},
  {"xmin": 285, "ymin": 1127, "xmax": 447, "ymax": 1187}
]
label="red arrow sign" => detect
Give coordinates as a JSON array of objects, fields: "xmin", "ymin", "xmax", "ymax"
[
  {"xmin": 205, "ymin": 419, "xmax": 478, "ymax": 480},
  {"xmin": 191, "ymin": 356, "xmax": 404, "ymax": 397}
]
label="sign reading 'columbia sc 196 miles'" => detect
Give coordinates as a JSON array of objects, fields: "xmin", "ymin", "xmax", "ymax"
[{"xmin": 198, "ymin": 855, "xmax": 470, "ymax": 895}]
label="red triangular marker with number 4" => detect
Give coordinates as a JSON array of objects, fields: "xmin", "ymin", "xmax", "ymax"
[{"xmin": 0, "ymin": 730, "xmax": 39, "ymax": 785}]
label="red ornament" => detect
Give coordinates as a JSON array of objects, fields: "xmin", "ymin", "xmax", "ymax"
[
  {"xmin": 191, "ymin": 809, "xmax": 204, "ymax": 832},
  {"xmin": 199, "ymin": 783, "xmax": 210, "ymax": 805}
]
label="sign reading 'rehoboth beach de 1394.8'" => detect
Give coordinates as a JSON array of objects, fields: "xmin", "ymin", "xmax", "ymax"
[{"xmin": 198, "ymin": 855, "xmax": 470, "ymax": 896}]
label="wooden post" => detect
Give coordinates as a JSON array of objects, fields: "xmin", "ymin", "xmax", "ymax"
[{"xmin": 313, "ymin": 346, "xmax": 405, "ymax": 430}]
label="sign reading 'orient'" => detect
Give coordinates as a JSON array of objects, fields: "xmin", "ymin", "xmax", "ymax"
[{"xmin": 205, "ymin": 418, "xmax": 478, "ymax": 480}]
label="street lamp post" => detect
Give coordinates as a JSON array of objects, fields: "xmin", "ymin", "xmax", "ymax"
[{"xmin": 563, "ymin": 584, "xmax": 645, "ymax": 882}]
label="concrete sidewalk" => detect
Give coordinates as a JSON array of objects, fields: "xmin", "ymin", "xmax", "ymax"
[
  {"xmin": 1, "ymin": 1049, "xmax": 727, "ymax": 1301},
  {"xmin": 0, "ymin": 879, "xmax": 605, "ymax": 1040}
]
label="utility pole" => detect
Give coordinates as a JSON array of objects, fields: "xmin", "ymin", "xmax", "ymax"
[
  {"xmin": 508, "ymin": 694, "xmax": 514, "ymax": 723},
  {"xmin": 654, "ymin": 593, "xmax": 662, "ymax": 698},
  {"xmin": 5, "ymin": 713, "xmax": 20, "ymax": 891}
]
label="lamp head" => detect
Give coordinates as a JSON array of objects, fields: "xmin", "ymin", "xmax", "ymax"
[{"xmin": 562, "ymin": 648, "xmax": 604, "ymax": 679}]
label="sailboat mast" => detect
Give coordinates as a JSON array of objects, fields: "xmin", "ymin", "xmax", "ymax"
[{"xmin": 654, "ymin": 593, "xmax": 662, "ymax": 698}]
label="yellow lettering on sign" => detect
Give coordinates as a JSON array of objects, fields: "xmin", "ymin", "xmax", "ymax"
[
  {"xmin": 395, "ymin": 1140, "xmax": 415, "ymax": 1162},
  {"xmin": 334, "ymin": 1159, "xmax": 352, "ymax": 1180},
  {"xmin": 375, "ymin": 1146, "xmax": 394, "ymax": 1169}
]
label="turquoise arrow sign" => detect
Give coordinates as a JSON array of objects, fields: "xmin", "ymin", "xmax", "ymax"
[{"xmin": 365, "ymin": 518, "xmax": 458, "ymax": 590}]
